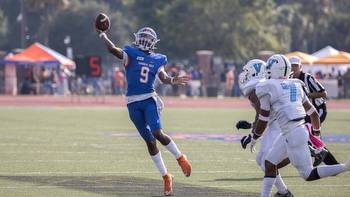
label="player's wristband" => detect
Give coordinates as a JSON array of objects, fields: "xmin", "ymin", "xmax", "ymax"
[
  {"xmin": 252, "ymin": 132, "xmax": 261, "ymax": 140},
  {"xmin": 170, "ymin": 77, "xmax": 175, "ymax": 84},
  {"xmin": 258, "ymin": 114, "xmax": 269, "ymax": 122},
  {"xmin": 306, "ymin": 107, "xmax": 316, "ymax": 116},
  {"xmin": 99, "ymin": 32, "xmax": 106, "ymax": 38},
  {"xmin": 312, "ymin": 128, "xmax": 321, "ymax": 136},
  {"xmin": 251, "ymin": 129, "xmax": 262, "ymax": 139}
]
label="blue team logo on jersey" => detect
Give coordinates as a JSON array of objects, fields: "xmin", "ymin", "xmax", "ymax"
[
  {"xmin": 253, "ymin": 63, "xmax": 262, "ymax": 74},
  {"xmin": 136, "ymin": 56, "xmax": 144, "ymax": 61}
]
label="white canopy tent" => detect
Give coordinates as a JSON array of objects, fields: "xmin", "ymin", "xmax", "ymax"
[{"xmin": 312, "ymin": 45, "xmax": 339, "ymax": 58}]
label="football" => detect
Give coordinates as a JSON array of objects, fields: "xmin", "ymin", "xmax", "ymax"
[{"xmin": 95, "ymin": 13, "xmax": 110, "ymax": 32}]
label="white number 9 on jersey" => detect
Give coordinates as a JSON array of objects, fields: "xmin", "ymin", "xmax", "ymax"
[{"xmin": 140, "ymin": 66, "xmax": 150, "ymax": 83}]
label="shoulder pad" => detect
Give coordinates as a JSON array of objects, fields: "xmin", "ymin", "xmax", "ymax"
[
  {"xmin": 123, "ymin": 45, "xmax": 136, "ymax": 57},
  {"xmin": 255, "ymin": 80, "xmax": 271, "ymax": 99},
  {"xmin": 161, "ymin": 54, "xmax": 167, "ymax": 65},
  {"xmin": 154, "ymin": 53, "xmax": 167, "ymax": 65},
  {"xmin": 242, "ymin": 78, "xmax": 259, "ymax": 96}
]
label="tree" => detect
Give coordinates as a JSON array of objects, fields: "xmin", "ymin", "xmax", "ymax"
[
  {"xmin": 25, "ymin": 0, "xmax": 70, "ymax": 46},
  {"xmin": 127, "ymin": 0, "xmax": 288, "ymax": 60},
  {"xmin": 0, "ymin": 9, "xmax": 7, "ymax": 47},
  {"xmin": 48, "ymin": 0, "xmax": 131, "ymax": 60},
  {"xmin": 0, "ymin": 0, "xmax": 21, "ymax": 50},
  {"xmin": 1, "ymin": 0, "xmax": 350, "ymax": 61}
]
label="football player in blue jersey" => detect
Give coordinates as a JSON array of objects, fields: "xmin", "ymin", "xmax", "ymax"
[{"xmin": 97, "ymin": 27, "xmax": 191, "ymax": 196}]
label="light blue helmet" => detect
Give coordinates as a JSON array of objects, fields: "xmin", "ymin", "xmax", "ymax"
[{"xmin": 134, "ymin": 27, "xmax": 159, "ymax": 51}]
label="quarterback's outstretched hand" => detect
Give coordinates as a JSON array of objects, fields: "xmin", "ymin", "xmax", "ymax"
[
  {"xmin": 172, "ymin": 74, "xmax": 190, "ymax": 86},
  {"xmin": 240, "ymin": 134, "xmax": 252, "ymax": 149},
  {"xmin": 236, "ymin": 120, "xmax": 252, "ymax": 130}
]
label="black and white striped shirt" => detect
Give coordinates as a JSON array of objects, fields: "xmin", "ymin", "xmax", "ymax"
[{"xmin": 298, "ymin": 71, "xmax": 326, "ymax": 107}]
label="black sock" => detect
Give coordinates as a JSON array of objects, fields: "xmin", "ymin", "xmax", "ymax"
[
  {"xmin": 306, "ymin": 168, "xmax": 321, "ymax": 181},
  {"xmin": 323, "ymin": 148, "xmax": 339, "ymax": 165}
]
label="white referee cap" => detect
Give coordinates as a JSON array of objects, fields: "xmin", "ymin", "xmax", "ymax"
[{"xmin": 290, "ymin": 56, "xmax": 301, "ymax": 65}]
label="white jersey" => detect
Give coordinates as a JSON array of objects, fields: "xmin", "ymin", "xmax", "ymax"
[
  {"xmin": 256, "ymin": 78, "xmax": 307, "ymax": 133},
  {"xmin": 241, "ymin": 78, "xmax": 265, "ymax": 97},
  {"xmin": 242, "ymin": 78, "xmax": 277, "ymax": 126}
]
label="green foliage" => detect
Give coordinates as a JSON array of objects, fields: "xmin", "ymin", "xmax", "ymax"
[
  {"xmin": 48, "ymin": 0, "xmax": 132, "ymax": 59},
  {"xmin": 1, "ymin": 0, "xmax": 350, "ymax": 61},
  {"xmin": 0, "ymin": 9, "xmax": 7, "ymax": 46}
]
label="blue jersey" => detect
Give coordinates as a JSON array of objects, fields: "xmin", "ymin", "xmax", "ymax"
[{"xmin": 123, "ymin": 45, "xmax": 167, "ymax": 96}]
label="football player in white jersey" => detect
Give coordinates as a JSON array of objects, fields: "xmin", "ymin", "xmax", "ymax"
[
  {"xmin": 237, "ymin": 59, "xmax": 293, "ymax": 197},
  {"xmin": 251, "ymin": 54, "xmax": 350, "ymax": 197}
]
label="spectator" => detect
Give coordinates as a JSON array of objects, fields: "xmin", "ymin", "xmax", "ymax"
[
  {"xmin": 41, "ymin": 68, "xmax": 53, "ymax": 95},
  {"xmin": 169, "ymin": 66, "xmax": 179, "ymax": 96},
  {"xmin": 32, "ymin": 66, "xmax": 41, "ymax": 94},
  {"xmin": 189, "ymin": 66, "xmax": 202, "ymax": 97},
  {"xmin": 113, "ymin": 67, "xmax": 125, "ymax": 95},
  {"xmin": 225, "ymin": 66, "xmax": 234, "ymax": 97},
  {"xmin": 52, "ymin": 68, "xmax": 59, "ymax": 95},
  {"xmin": 337, "ymin": 71, "xmax": 344, "ymax": 98},
  {"xmin": 20, "ymin": 76, "xmax": 33, "ymax": 94},
  {"xmin": 218, "ymin": 69, "xmax": 226, "ymax": 98},
  {"xmin": 178, "ymin": 64, "xmax": 187, "ymax": 98}
]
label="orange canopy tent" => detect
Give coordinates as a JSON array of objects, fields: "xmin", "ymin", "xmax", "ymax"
[
  {"xmin": 313, "ymin": 51, "xmax": 350, "ymax": 64},
  {"xmin": 2, "ymin": 42, "xmax": 75, "ymax": 68},
  {"xmin": 284, "ymin": 51, "xmax": 318, "ymax": 65},
  {"xmin": 1, "ymin": 43, "xmax": 75, "ymax": 95}
]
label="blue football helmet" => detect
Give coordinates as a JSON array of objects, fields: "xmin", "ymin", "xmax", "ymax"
[{"xmin": 134, "ymin": 27, "xmax": 159, "ymax": 51}]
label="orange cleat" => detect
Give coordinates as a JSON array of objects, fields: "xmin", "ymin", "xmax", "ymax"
[
  {"xmin": 177, "ymin": 154, "xmax": 192, "ymax": 177},
  {"xmin": 162, "ymin": 173, "xmax": 174, "ymax": 196}
]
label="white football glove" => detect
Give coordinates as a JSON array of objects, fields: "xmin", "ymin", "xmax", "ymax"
[{"xmin": 250, "ymin": 138, "xmax": 258, "ymax": 153}]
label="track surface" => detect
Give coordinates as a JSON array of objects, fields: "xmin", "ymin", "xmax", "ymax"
[{"xmin": 0, "ymin": 96, "xmax": 349, "ymax": 109}]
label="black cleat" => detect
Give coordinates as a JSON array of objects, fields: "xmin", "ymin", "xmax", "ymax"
[
  {"xmin": 313, "ymin": 149, "xmax": 328, "ymax": 167},
  {"xmin": 273, "ymin": 189, "xmax": 294, "ymax": 197}
]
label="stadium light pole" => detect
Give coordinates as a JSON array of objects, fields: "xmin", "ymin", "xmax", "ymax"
[{"xmin": 64, "ymin": 35, "xmax": 73, "ymax": 59}]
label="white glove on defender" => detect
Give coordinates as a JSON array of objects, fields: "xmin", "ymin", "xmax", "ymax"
[{"xmin": 250, "ymin": 138, "xmax": 258, "ymax": 153}]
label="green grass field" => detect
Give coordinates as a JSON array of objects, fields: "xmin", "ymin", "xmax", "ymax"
[{"xmin": 0, "ymin": 107, "xmax": 350, "ymax": 197}]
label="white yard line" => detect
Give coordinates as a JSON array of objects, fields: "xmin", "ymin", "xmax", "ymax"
[
  {"xmin": 0, "ymin": 158, "xmax": 248, "ymax": 163},
  {"xmin": 0, "ymin": 150, "xmax": 349, "ymax": 155},
  {"xmin": 0, "ymin": 184, "xmax": 349, "ymax": 189},
  {"xmin": 0, "ymin": 170, "xmax": 259, "ymax": 175},
  {"xmin": 0, "ymin": 150, "xmax": 254, "ymax": 154}
]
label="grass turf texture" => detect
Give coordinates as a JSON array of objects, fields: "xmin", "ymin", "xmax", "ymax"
[{"xmin": 0, "ymin": 107, "xmax": 349, "ymax": 196}]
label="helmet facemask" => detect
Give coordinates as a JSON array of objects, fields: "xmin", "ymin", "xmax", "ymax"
[
  {"xmin": 238, "ymin": 70, "xmax": 249, "ymax": 90},
  {"xmin": 239, "ymin": 59, "xmax": 266, "ymax": 92},
  {"xmin": 134, "ymin": 27, "xmax": 160, "ymax": 51}
]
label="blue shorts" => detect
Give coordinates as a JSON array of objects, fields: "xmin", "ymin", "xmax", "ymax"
[{"xmin": 127, "ymin": 98, "xmax": 162, "ymax": 142}]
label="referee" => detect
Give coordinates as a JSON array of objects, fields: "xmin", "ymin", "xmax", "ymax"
[
  {"xmin": 290, "ymin": 56, "xmax": 339, "ymax": 165},
  {"xmin": 290, "ymin": 56, "xmax": 327, "ymax": 123}
]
